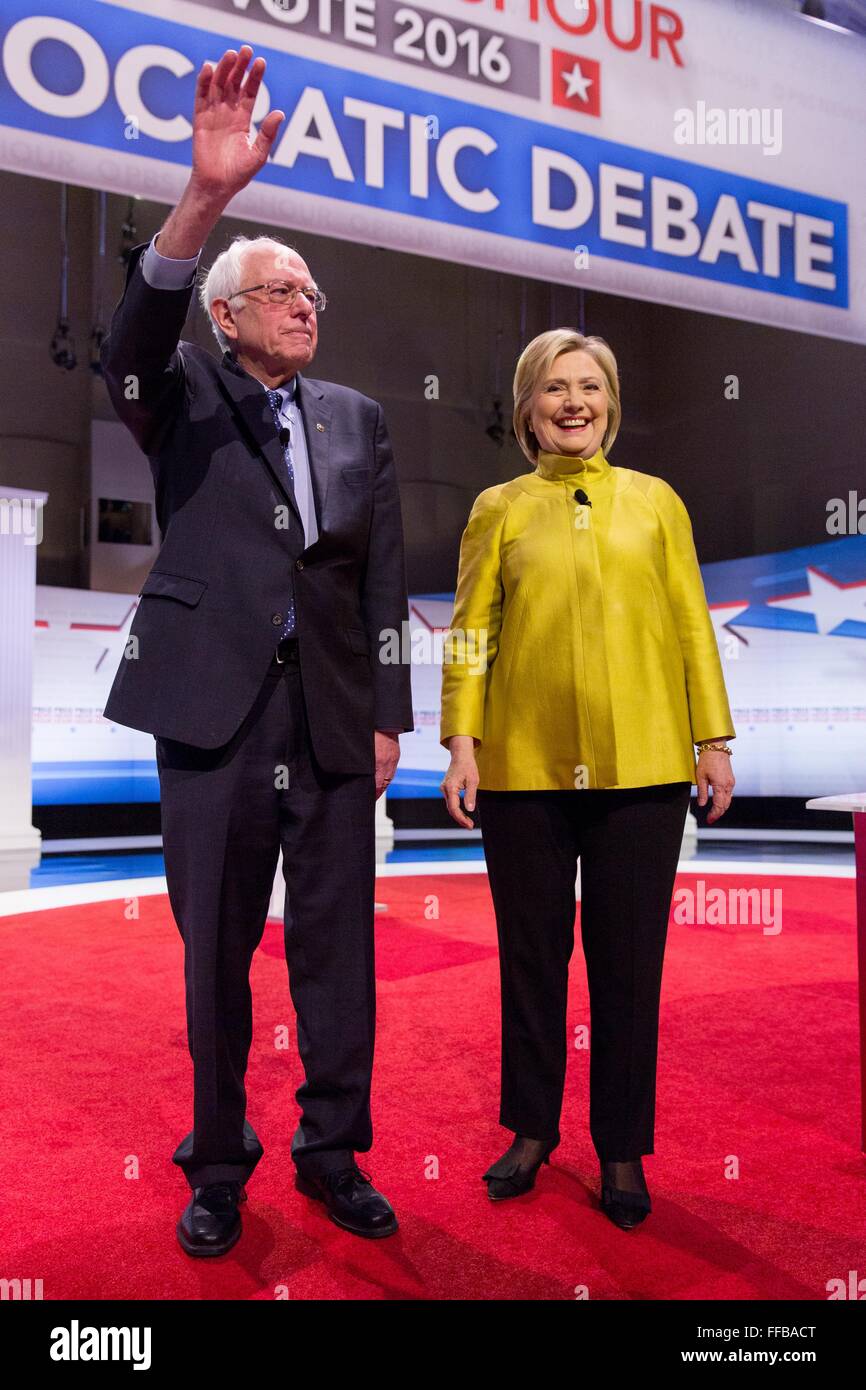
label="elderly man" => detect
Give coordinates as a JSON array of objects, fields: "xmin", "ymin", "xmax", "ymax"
[{"xmin": 101, "ymin": 47, "xmax": 414, "ymax": 1254}]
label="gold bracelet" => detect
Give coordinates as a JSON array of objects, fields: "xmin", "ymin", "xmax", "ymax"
[{"xmin": 696, "ymin": 742, "xmax": 732, "ymax": 755}]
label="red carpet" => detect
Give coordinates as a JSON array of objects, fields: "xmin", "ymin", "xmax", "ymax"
[{"xmin": 1, "ymin": 871, "xmax": 863, "ymax": 1300}]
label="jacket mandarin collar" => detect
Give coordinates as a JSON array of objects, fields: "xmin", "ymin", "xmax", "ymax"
[{"xmin": 534, "ymin": 446, "xmax": 611, "ymax": 484}]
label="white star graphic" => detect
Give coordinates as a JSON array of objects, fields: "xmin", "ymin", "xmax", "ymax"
[
  {"xmin": 709, "ymin": 602, "xmax": 752, "ymax": 647},
  {"xmin": 562, "ymin": 63, "xmax": 593, "ymax": 103},
  {"xmin": 766, "ymin": 566, "xmax": 866, "ymax": 635}
]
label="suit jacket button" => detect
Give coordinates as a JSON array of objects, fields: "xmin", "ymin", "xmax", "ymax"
[
  {"xmin": 296, "ymin": 558, "xmax": 304, "ymax": 570},
  {"xmin": 271, "ymin": 613, "xmax": 282, "ymax": 626}
]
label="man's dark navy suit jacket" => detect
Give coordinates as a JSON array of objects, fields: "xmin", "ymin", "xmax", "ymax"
[{"xmin": 100, "ymin": 241, "xmax": 414, "ymax": 773}]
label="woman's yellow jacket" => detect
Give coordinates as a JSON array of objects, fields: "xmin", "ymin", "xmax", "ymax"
[{"xmin": 439, "ymin": 446, "xmax": 735, "ymax": 790}]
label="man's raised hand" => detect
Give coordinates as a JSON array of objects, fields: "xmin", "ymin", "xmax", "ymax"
[{"xmin": 190, "ymin": 46, "xmax": 285, "ymax": 203}]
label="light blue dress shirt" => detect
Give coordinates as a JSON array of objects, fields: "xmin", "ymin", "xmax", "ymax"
[
  {"xmin": 262, "ymin": 375, "xmax": 318, "ymax": 549},
  {"xmin": 140, "ymin": 235, "xmax": 319, "ymax": 548}
]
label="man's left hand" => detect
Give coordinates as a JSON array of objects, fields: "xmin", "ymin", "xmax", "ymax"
[{"xmin": 374, "ymin": 730, "xmax": 401, "ymax": 800}]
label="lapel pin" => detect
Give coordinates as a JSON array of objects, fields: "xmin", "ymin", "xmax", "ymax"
[{"xmin": 316, "ymin": 422, "xmax": 325, "ymax": 432}]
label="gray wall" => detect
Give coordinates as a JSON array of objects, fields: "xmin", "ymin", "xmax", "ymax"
[{"xmin": 1, "ymin": 169, "xmax": 864, "ymax": 593}]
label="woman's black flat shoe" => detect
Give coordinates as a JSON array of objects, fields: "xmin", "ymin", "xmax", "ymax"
[{"xmin": 481, "ymin": 1138, "xmax": 559, "ymax": 1201}]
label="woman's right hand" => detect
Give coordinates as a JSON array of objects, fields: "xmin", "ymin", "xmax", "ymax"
[{"xmin": 440, "ymin": 736, "xmax": 480, "ymax": 829}]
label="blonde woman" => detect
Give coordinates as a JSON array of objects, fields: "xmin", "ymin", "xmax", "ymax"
[{"xmin": 439, "ymin": 331, "xmax": 735, "ymax": 1228}]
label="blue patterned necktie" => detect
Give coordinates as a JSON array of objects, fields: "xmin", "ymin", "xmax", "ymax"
[{"xmin": 266, "ymin": 387, "xmax": 297, "ymax": 639}]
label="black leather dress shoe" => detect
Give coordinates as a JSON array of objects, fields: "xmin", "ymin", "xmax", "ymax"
[
  {"xmin": 177, "ymin": 1181, "xmax": 247, "ymax": 1257},
  {"xmin": 295, "ymin": 1164, "xmax": 398, "ymax": 1238}
]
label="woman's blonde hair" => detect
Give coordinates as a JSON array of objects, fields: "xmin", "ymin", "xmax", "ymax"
[{"xmin": 512, "ymin": 330, "xmax": 621, "ymax": 465}]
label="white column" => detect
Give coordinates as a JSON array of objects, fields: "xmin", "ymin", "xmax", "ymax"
[
  {"xmin": 0, "ymin": 486, "xmax": 47, "ymax": 890},
  {"xmin": 375, "ymin": 791, "xmax": 395, "ymax": 857}
]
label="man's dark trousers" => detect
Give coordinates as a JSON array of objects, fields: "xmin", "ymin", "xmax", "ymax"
[{"xmin": 157, "ymin": 638, "xmax": 377, "ymax": 1189}]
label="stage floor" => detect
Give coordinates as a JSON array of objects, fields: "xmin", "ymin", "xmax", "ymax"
[{"xmin": 0, "ymin": 863, "xmax": 861, "ymax": 1301}]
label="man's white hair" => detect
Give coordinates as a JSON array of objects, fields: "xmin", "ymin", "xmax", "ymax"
[{"xmin": 198, "ymin": 233, "xmax": 303, "ymax": 352}]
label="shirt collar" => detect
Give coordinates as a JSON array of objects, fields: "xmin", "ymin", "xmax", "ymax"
[{"xmin": 262, "ymin": 374, "xmax": 297, "ymax": 404}]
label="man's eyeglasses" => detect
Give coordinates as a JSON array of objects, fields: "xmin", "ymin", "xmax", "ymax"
[{"xmin": 228, "ymin": 281, "xmax": 327, "ymax": 311}]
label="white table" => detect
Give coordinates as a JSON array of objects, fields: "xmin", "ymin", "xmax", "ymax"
[{"xmin": 806, "ymin": 794, "xmax": 866, "ymax": 1151}]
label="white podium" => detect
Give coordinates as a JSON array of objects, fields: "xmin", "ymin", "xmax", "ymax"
[
  {"xmin": 0, "ymin": 486, "xmax": 47, "ymax": 890},
  {"xmin": 806, "ymin": 793, "xmax": 866, "ymax": 1152}
]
